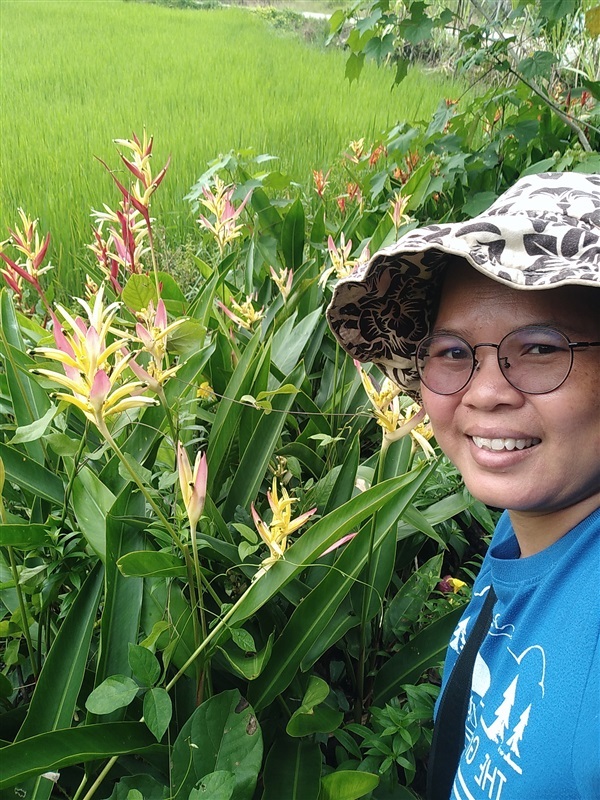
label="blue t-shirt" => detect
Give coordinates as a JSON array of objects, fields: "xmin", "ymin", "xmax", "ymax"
[{"xmin": 437, "ymin": 508, "xmax": 600, "ymax": 800}]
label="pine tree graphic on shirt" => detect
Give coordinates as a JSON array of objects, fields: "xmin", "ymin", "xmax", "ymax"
[
  {"xmin": 482, "ymin": 675, "xmax": 519, "ymax": 742},
  {"xmin": 506, "ymin": 704, "xmax": 531, "ymax": 757},
  {"xmin": 450, "ymin": 617, "xmax": 470, "ymax": 652}
]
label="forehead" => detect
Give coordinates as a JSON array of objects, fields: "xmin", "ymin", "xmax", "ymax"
[{"xmin": 434, "ymin": 264, "xmax": 599, "ymax": 338}]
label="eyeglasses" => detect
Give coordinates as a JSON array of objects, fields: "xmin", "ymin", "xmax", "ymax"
[{"xmin": 416, "ymin": 325, "xmax": 600, "ymax": 396}]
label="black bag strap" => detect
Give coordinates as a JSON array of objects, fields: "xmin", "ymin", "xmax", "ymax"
[{"xmin": 426, "ymin": 585, "xmax": 497, "ymax": 800}]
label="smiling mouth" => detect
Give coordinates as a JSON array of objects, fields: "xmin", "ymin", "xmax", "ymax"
[{"xmin": 471, "ymin": 436, "xmax": 541, "ymax": 452}]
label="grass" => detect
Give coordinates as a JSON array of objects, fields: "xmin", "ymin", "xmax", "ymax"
[{"xmin": 0, "ymin": 0, "xmax": 465, "ymax": 293}]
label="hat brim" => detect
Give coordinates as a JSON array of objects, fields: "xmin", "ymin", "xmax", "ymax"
[{"xmin": 326, "ymin": 172, "xmax": 600, "ymax": 396}]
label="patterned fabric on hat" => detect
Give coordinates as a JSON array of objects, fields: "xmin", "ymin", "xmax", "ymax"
[{"xmin": 326, "ymin": 172, "xmax": 600, "ymax": 395}]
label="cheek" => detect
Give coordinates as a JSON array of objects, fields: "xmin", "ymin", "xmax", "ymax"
[{"xmin": 421, "ymin": 390, "xmax": 460, "ymax": 443}]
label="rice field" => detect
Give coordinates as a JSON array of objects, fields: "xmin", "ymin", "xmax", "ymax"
[{"xmin": 1, "ymin": 0, "xmax": 465, "ymax": 291}]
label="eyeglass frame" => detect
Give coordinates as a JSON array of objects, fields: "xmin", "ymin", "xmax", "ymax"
[{"xmin": 415, "ymin": 325, "xmax": 600, "ymax": 396}]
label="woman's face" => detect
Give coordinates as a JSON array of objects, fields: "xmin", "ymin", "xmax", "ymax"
[{"xmin": 421, "ymin": 264, "xmax": 600, "ymax": 538}]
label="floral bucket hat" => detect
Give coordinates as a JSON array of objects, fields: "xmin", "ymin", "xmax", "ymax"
[{"xmin": 326, "ymin": 171, "xmax": 600, "ymax": 397}]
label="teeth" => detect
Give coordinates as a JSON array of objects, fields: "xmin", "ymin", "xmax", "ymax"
[{"xmin": 472, "ymin": 436, "xmax": 540, "ymax": 451}]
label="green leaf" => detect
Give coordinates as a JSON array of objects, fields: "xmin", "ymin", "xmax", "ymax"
[
  {"xmin": 286, "ymin": 679, "xmax": 343, "ymax": 737},
  {"xmin": 373, "ymin": 605, "xmax": 466, "ymax": 705},
  {"xmin": 0, "ymin": 443, "xmax": 64, "ymax": 504},
  {"xmin": 90, "ymin": 489, "xmax": 145, "ymax": 725},
  {"xmin": 72, "ymin": 466, "xmax": 116, "ymax": 561},
  {"xmin": 518, "ymin": 51, "xmax": 557, "ymax": 80},
  {"xmin": 247, "ymin": 465, "xmax": 436, "ymax": 710},
  {"xmin": 345, "ymin": 52, "xmax": 365, "ymax": 84},
  {"xmin": 189, "ymin": 771, "xmax": 235, "ymax": 800},
  {"xmin": 129, "ymin": 644, "xmax": 161, "ymax": 687},
  {"xmin": 122, "ymin": 273, "xmax": 157, "ymax": 312},
  {"xmin": 262, "ymin": 738, "xmax": 321, "ymax": 800},
  {"xmin": 0, "ymin": 523, "xmax": 49, "ymax": 549},
  {"xmin": 117, "ymin": 550, "xmax": 187, "ymax": 579},
  {"xmin": 281, "ymin": 196, "xmax": 305, "ymax": 270},
  {"xmin": 13, "ymin": 563, "xmax": 104, "ymax": 797},
  {"xmin": 0, "ymin": 723, "xmax": 157, "ymax": 790},
  {"xmin": 143, "ymin": 688, "xmax": 172, "ymax": 742},
  {"xmin": 10, "ymin": 404, "xmax": 58, "ymax": 444},
  {"xmin": 319, "ymin": 770, "xmax": 379, "ymax": 800},
  {"xmin": 383, "ymin": 554, "xmax": 443, "ymax": 642},
  {"xmin": 171, "ymin": 689, "xmax": 262, "ymax": 800},
  {"xmin": 85, "ymin": 675, "xmax": 139, "ymax": 715},
  {"xmin": 271, "ymin": 309, "xmax": 321, "ymax": 375},
  {"xmin": 222, "ymin": 362, "xmax": 304, "ymax": 518},
  {"xmin": 230, "ymin": 627, "xmax": 256, "ymax": 653},
  {"xmin": 216, "ymin": 632, "xmax": 274, "ymax": 681}
]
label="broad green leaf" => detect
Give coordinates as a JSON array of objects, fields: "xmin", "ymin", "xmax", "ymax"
[
  {"xmin": 90, "ymin": 489, "xmax": 145, "ymax": 724},
  {"xmin": 72, "ymin": 465, "xmax": 116, "ymax": 560},
  {"xmin": 0, "ymin": 443, "xmax": 63, "ymax": 504},
  {"xmin": 129, "ymin": 644, "xmax": 161, "ymax": 687},
  {"xmin": 226, "ymin": 469, "xmax": 434, "ymax": 633},
  {"xmin": 0, "ymin": 723, "xmax": 158, "ymax": 790},
  {"xmin": 207, "ymin": 331, "xmax": 262, "ymax": 492},
  {"xmin": 383, "ymin": 554, "xmax": 443, "ymax": 642},
  {"xmin": 117, "ymin": 550, "xmax": 187, "ymax": 579},
  {"xmin": 13, "ymin": 563, "xmax": 104, "ymax": 798},
  {"xmin": 171, "ymin": 689, "xmax": 262, "ymax": 800},
  {"xmin": 372, "ymin": 605, "xmax": 466, "ymax": 705},
  {"xmin": 189, "ymin": 771, "xmax": 235, "ymax": 800},
  {"xmin": 262, "ymin": 738, "xmax": 321, "ymax": 800},
  {"xmin": 281, "ymin": 196, "xmax": 305, "ymax": 270},
  {"xmin": 216, "ymin": 632, "xmax": 274, "ymax": 681},
  {"xmin": 85, "ymin": 675, "xmax": 139, "ymax": 715},
  {"xmin": 10, "ymin": 404, "xmax": 58, "ymax": 444},
  {"xmin": 319, "ymin": 770, "xmax": 379, "ymax": 800},
  {"xmin": 0, "ymin": 294, "xmax": 50, "ymax": 463},
  {"xmin": 0, "ymin": 523, "xmax": 49, "ymax": 549},
  {"xmin": 122, "ymin": 273, "xmax": 157, "ymax": 311},
  {"xmin": 247, "ymin": 465, "xmax": 435, "ymax": 710},
  {"xmin": 107, "ymin": 774, "xmax": 168, "ymax": 800},
  {"xmin": 143, "ymin": 688, "xmax": 172, "ymax": 742},
  {"xmin": 345, "ymin": 52, "xmax": 365, "ymax": 84},
  {"xmin": 287, "ymin": 678, "xmax": 343, "ymax": 737},
  {"xmin": 271, "ymin": 309, "xmax": 321, "ymax": 375},
  {"xmin": 230, "ymin": 627, "xmax": 256, "ymax": 653},
  {"xmin": 222, "ymin": 362, "xmax": 304, "ymax": 518}
]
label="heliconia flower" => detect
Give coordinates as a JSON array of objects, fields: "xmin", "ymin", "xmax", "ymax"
[
  {"xmin": 389, "ymin": 191, "xmax": 412, "ymax": 233},
  {"xmin": 197, "ymin": 176, "xmax": 251, "ymax": 255},
  {"xmin": 89, "ymin": 202, "xmax": 150, "ymax": 292},
  {"xmin": 320, "ymin": 532, "xmax": 358, "ymax": 556},
  {"xmin": 31, "ymin": 284, "xmax": 157, "ymax": 427},
  {"xmin": 217, "ymin": 296, "xmax": 264, "ymax": 330},
  {"xmin": 0, "ymin": 209, "xmax": 53, "ymax": 299},
  {"xmin": 251, "ymin": 477, "xmax": 317, "ymax": 579},
  {"xmin": 368, "ymin": 143, "xmax": 387, "ymax": 168},
  {"xmin": 438, "ymin": 575, "xmax": 467, "ymax": 594},
  {"xmin": 177, "ymin": 442, "xmax": 208, "ymax": 530},
  {"xmin": 312, "ymin": 168, "xmax": 331, "ymax": 199},
  {"xmin": 269, "ymin": 266, "xmax": 293, "ymax": 302},
  {"xmin": 345, "ymin": 138, "xmax": 365, "ymax": 163},
  {"xmin": 355, "ymin": 361, "xmax": 435, "ymax": 452},
  {"xmin": 101, "ymin": 131, "xmax": 170, "ymax": 221},
  {"xmin": 319, "ymin": 234, "xmax": 358, "ymax": 288}
]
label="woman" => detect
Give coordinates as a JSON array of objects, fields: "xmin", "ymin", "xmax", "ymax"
[{"xmin": 327, "ymin": 172, "xmax": 600, "ymax": 799}]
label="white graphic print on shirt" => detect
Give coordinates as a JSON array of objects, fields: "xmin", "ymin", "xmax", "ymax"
[{"xmin": 450, "ymin": 597, "xmax": 546, "ymax": 800}]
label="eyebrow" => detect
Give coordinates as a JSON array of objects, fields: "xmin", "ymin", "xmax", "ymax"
[{"xmin": 431, "ymin": 321, "xmax": 586, "ymax": 339}]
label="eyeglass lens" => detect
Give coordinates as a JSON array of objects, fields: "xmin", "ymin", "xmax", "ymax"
[{"xmin": 417, "ymin": 326, "xmax": 574, "ymax": 395}]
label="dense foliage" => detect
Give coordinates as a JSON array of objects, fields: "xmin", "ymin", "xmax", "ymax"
[{"xmin": 1, "ymin": 1, "xmax": 598, "ymax": 798}]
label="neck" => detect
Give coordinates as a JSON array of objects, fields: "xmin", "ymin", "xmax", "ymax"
[{"xmin": 509, "ymin": 497, "xmax": 600, "ymax": 557}]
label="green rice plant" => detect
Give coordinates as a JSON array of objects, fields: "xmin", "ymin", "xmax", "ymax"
[{"xmin": 0, "ymin": 0, "xmax": 466, "ymax": 295}]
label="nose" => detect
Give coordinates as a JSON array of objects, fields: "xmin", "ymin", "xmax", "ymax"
[{"xmin": 462, "ymin": 347, "xmax": 524, "ymax": 408}]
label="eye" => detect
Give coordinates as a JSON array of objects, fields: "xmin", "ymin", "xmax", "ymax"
[{"xmin": 427, "ymin": 337, "xmax": 471, "ymax": 361}]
